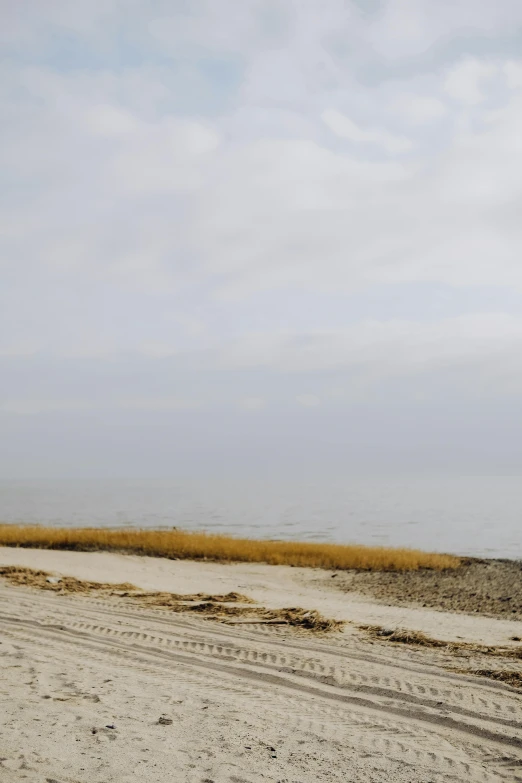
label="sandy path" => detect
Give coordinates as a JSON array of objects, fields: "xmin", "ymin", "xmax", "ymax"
[{"xmin": 1, "ymin": 550, "xmax": 522, "ymax": 782}]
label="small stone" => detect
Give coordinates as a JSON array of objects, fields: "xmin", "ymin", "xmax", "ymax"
[
  {"xmin": 157, "ymin": 716, "xmax": 173, "ymax": 725},
  {"xmin": 105, "ymin": 724, "xmax": 115, "ymax": 730},
  {"xmin": 46, "ymin": 577, "xmax": 62, "ymax": 584}
]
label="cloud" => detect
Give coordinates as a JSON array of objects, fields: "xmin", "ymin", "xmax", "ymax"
[
  {"xmin": 240, "ymin": 396, "xmax": 266, "ymax": 410},
  {"xmin": 391, "ymin": 95, "xmax": 447, "ymax": 125},
  {"xmin": 443, "ymin": 57, "xmax": 497, "ymax": 104},
  {"xmin": 86, "ymin": 104, "xmax": 139, "ymax": 136},
  {"xmin": 364, "ymin": 0, "xmax": 522, "ymax": 60},
  {"xmin": 119, "ymin": 396, "xmax": 200, "ymax": 411},
  {"xmin": 108, "ymin": 117, "xmax": 220, "ymax": 196},
  {"xmin": 216, "ymin": 314, "xmax": 522, "ymax": 378},
  {"xmin": 0, "ymin": 394, "xmax": 200, "ymax": 415},
  {"xmin": 2, "ymin": 5, "xmax": 522, "ymax": 310},
  {"xmin": 321, "ymin": 109, "xmax": 412, "ymax": 153},
  {"xmin": 3, "ymin": 311, "xmax": 522, "ymax": 425},
  {"xmin": 503, "ymin": 60, "xmax": 522, "ymax": 90},
  {"xmin": 0, "ymin": 399, "xmax": 95, "ymax": 416},
  {"xmin": 1, "ymin": 0, "xmax": 522, "ymax": 479},
  {"xmin": 296, "ymin": 394, "xmax": 321, "ymax": 407}
]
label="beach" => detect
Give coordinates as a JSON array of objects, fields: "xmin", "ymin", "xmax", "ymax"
[{"xmin": 1, "ymin": 547, "xmax": 522, "ymax": 782}]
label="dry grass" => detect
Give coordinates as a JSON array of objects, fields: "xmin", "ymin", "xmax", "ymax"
[
  {"xmin": 457, "ymin": 669, "xmax": 522, "ymax": 689},
  {"xmin": 0, "ymin": 524, "xmax": 459, "ymax": 572},
  {"xmin": 0, "ymin": 566, "xmax": 136, "ymax": 594},
  {"xmin": 361, "ymin": 624, "xmax": 522, "ymax": 660},
  {"xmin": 361, "ymin": 625, "xmax": 448, "ymax": 647},
  {"xmin": 0, "ymin": 566, "xmax": 342, "ymax": 634},
  {"xmin": 361, "ymin": 624, "xmax": 522, "ymax": 688}
]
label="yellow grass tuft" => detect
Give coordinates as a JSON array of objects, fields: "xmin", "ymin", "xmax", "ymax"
[{"xmin": 0, "ymin": 524, "xmax": 459, "ymax": 571}]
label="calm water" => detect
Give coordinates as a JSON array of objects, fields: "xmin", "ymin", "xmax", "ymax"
[{"xmin": 0, "ymin": 477, "xmax": 520, "ymax": 560}]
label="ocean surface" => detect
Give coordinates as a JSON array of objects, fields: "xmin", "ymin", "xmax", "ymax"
[{"xmin": 0, "ymin": 476, "xmax": 521, "ymax": 560}]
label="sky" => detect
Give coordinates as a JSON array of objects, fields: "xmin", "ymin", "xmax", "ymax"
[{"xmin": 1, "ymin": 0, "xmax": 522, "ymax": 478}]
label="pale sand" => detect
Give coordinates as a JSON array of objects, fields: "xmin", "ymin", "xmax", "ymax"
[{"xmin": 1, "ymin": 547, "xmax": 522, "ymax": 782}]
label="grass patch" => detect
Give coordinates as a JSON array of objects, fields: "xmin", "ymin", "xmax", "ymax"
[
  {"xmin": 0, "ymin": 524, "xmax": 459, "ymax": 572},
  {"xmin": 0, "ymin": 566, "xmax": 342, "ymax": 634}
]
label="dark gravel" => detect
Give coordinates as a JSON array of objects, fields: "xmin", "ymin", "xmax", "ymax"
[{"xmin": 326, "ymin": 559, "xmax": 522, "ymax": 621}]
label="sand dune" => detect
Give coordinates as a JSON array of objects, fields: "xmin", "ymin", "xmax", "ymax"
[{"xmin": 1, "ymin": 548, "xmax": 522, "ymax": 782}]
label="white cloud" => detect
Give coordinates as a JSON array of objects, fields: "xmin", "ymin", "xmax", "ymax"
[
  {"xmin": 148, "ymin": 1, "xmax": 280, "ymax": 59},
  {"xmin": 240, "ymin": 396, "xmax": 266, "ymax": 410},
  {"xmin": 216, "ymin": 314, "xmax": 522, "ymax": 381},
  {"xmin": 392, "ymin": 95, "xmax": 447, "ymax": 125},
  {"xmin": 119, "ymin": 397, "xmax": 200, "ymax": 411},
  {"xmin": 3, "ymin": 312, "xmax": 522, "ymax": 423},
  {"xmin": 365, "ymin": 0, "xmax": 522, "ymax": 60},
  {"xmin": 86, "ymin": 104, "xmax": 138, "ymax": 136},
  {"xmin": 0, "ymin": 396, "xmax": 200, "ymax": 415},
  {"xmin": 109, "ymin": 117, "xmax": 220, "ymax": 196},
  {"xmin": 322, "ymin": 109, "xmax": 412, "ymax": 153},
  {"xmin": 2, "ymin": 0, "xmax": 522, "ymax": 427},
  {"xmin": 0, "ymin": 398, "xmax": 97, "ymax": 415},
  {"xmin": 187, "ymin": 86, "xmax": 522, "ymax": 296},
  {"xmin": 173, "ymin": 315, "xmax": 207, "ymax": 338},
  {"xmin": 443, "ymin": 58, "xmax": 497, "ymax": 105},
  {"xmin": 2, "ymin": 7, "xmax": 521, "ymax": 310},
  {"xmin": 503, "ymin": 60, "xmax": 522, "ymax": 90},
  {"xmin": 243, "ymin": 49, "xmax": 309, "ymax": 107},
  {"xmin": 296, "ymin": 394, "xmax": 321, "ymax": 407},
  {"xmin": 0, "ymin": 342, "xmax": 40, "ymax": 358},
  {"xmin": 137, "ymin": 342, "xmax": 179, "ymax": 359}
]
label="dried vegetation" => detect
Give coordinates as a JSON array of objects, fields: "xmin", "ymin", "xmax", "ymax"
[
  {"xmin": 361, "ymin": 624, "xmax": 522, "ymax": 688},
  {"xmin": 0, "ymin": 524, "xmax": 459, "ymax": 571},
  {"xmin": 0, "ymin": 566, "xmax": 342, "ymax": 634}
]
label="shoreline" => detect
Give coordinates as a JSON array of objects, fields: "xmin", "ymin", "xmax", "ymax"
[{"xmin": 0, "ymin": 525, "xmax": 520, "ymax": 623}]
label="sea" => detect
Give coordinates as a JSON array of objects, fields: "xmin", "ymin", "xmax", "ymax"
[{"xmin": 0, "ymin": 476, "xmax": 520, "ymax": 560}]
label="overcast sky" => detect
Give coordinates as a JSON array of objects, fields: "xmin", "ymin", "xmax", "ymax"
[{"xmin": 2, "ymin": 0, "xmax": 522, "ymax": 478}]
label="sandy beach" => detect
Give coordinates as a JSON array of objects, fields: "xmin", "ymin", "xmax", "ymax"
[{"xmin": 1, "ymin": 547, "xmax": 522, "ymax": 782}]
